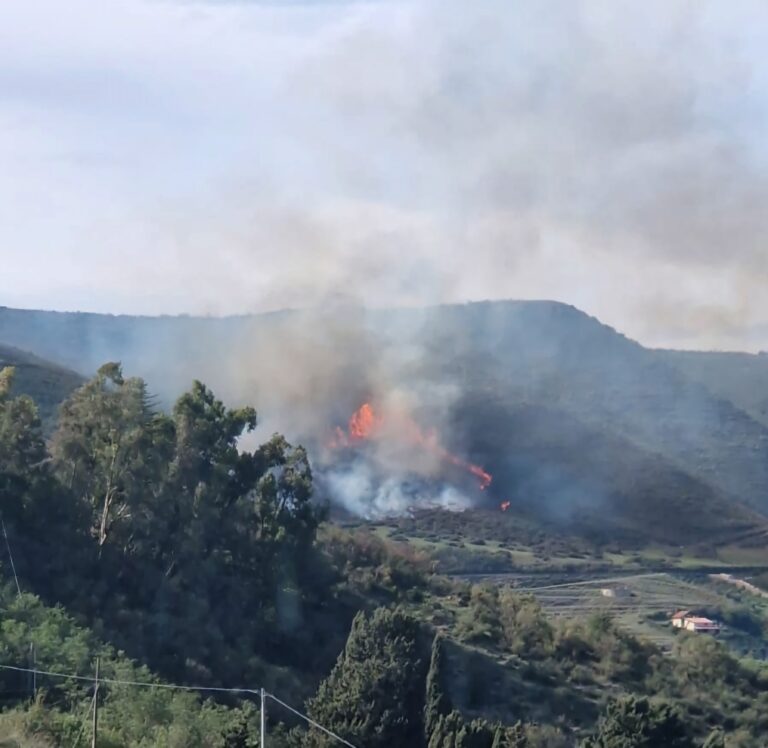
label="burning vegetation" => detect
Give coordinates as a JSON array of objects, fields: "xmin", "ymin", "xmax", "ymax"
[{"xmin": 328, "ymin": 401, "xmax": 492, "ymax": 492}]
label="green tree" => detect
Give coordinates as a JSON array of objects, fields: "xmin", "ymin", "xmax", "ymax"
[
  {"xmin": 156, "ymin": 382, "xmax": 320, "ymax": 594},
  {"xmin": 51, "ymin": 363, "xmax": 163, "ymax": 549},
  {"xmin": 0, "ymin": 367, "xmax": 49, "ymax": 522},
  {"xmin": 220, "ymin": 703, "xmax": 260, "ymax": 748},
  {"xmin": 492, "ymin": 722, "xmax": 527, "ymax": 748},
  {"xmin": 307, "ymin": 608, "xmax": 426, "ymax": 747},
  {"xmin": 498, "ymin": 589, "xmax": 553, "ymax": 656},
  {"xmin": 125, "ymin": 380, "xmax": 323, "ymax": 680},
  {"xmin": 672, "ymin": 634, "xmax": 736, "ymax": 688},
  {"xmin": 457, "ymin": 585, "xmax": 502, "ymax": 645},
  {"xmin": 45, "ymin": 367, "xmax": 327, "ymax": 688},
  {"xmin": 428, "ymin": 711, "xmax": 463, "ymax": 748},
  {"xmin": 582, "ymin": 696, "xmax": 694, "ymax": 748},
  {"xmin": 428, "ymin": 711, "xmax": 494, "ymax": 748},
  {"xmin": 425, "ymin": 634, "xmax": 451, "ymax": 743},
  {"xmin": 0, "ymin": 366, "xmax": 81, "ymax": 596}
]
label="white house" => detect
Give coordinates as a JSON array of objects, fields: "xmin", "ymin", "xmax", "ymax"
[
  {"xmin": 670, "ymin": 610, "xmax": 720, "ymax": 634},
  {"xmin": 682, "ymin": 616, "xmax": 720, "ymax": 633}
]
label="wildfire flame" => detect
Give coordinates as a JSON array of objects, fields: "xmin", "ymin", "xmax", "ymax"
[
  {"xmin": 500, "ymin": 500, "xmax": 511, "ymax": 512},
  {"xmin": 349, "ymin": 402, "xmax": 379, "ymax": 441},
  {"xmin": 330, "ymin": 401, "xmax": 492, "ymax": 491}
]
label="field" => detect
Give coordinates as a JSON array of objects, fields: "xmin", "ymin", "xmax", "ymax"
[
  {"xmin": 457, "ymin": 571, "xmax": 721, "ymax": 648},
  {"xmin": 360, "ymin": 511, "xmax": 768, "ymax": 659}
]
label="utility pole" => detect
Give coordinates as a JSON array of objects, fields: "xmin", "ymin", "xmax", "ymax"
[
  {"xmin": 91, "ymin": 658, "xmax": 99, "ymax": 748},
  {"xmin": 260, "ymin": 688, "xmax": 266, "ymax": 748},
  {"xmin": 28, "ymin": 643, "xmax": 36, "ymax": 701}
]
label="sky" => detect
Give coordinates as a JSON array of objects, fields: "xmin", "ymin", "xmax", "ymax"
[{"xmin": 2, "ymin": 0, "xmax": 768, "ymax": 350}]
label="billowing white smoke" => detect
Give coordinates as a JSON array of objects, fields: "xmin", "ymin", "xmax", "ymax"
[
  {"xmin": 231, "ymin": 311, "xmax": 484, "ymax": 519},
  {"xmin": 323, "ymin": 459, "xmax": 472, "ymax": 519}
]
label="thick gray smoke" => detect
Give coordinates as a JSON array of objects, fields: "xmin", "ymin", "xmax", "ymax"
[
  {"xmin": 5, "ymin": 1, "xmax": 768, "ymax": 521},
  {"xmin": 229, "ymin": 307, "xmax": 479, "ymax": 515},
  {"xmin": 323, "ymin": 461, "xmax": 472, "ymax": 519},
  {"xmin": 5, "ymin": 299, "xmax": 768, "ymax": 532}
]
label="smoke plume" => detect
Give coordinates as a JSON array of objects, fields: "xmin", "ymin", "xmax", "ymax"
[{"xmin": 2, "ymin": 0, "xmax": 768, "ymax": 348}]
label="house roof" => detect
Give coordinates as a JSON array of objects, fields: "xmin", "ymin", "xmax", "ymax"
[
  {"xmin": 670, "ymin": 610, "xmax": 690, "ymax": 619},
  {"xmin": 686, "ymin": 617, "xmax": 718, "ymax": 626}
]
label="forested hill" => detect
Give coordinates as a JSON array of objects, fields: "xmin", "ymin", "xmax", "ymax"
[
  {"xmin": 3, "ymin": 301, "xmax": 768, "ymax": 527},
  {"xmin": 0, "ymin": 343, "xmax": 83, "ymax": 428}
]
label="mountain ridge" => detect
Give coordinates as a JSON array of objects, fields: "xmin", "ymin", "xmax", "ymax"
[
  {"xmin": 3, "ymin": 299, "xmax": 768, "ymax": 541},
  {"xmin": 0, "ymin": 342, "xmax": 84, "ymax": 429}
]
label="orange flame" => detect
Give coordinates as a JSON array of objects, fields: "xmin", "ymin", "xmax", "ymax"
[
  {"xmin": 349, "ymin": 402, "xmax": 379, "ymax": 440},
  {"xmin": 500, "ymin": 500, "xmax": 511, "ymax": 512},
  {"xmin": 331, "ymin": 401, "xmax": 492, "ymax": 491}
]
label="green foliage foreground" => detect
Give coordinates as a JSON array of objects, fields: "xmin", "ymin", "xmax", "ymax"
[
  {"xmin": 2, "ymin": 364, "xmax": 768, "ymax": 746},
  {"xmin": 0, "ymin": 587, "xmax": 259, "ymax": 747},
  {"xmin": 3, "ymin": 364, "xmax": 327, "ymax": 687}
]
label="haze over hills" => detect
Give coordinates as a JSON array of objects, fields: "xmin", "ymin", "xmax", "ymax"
[
  {"xmin": 0, "ymin": 343, "xmax": 83, "ymax": 429},
  {"xmin": 2, "ymin": 299, "xmax": 768, "ymax": 544},
  {"xmin": 664, "ymin": 350, "xmax": 768, "ymax": 428}
]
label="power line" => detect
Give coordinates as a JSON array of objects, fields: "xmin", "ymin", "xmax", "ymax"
[
  {"xmin": 0, "ymin": 664, "xmax": 357, "ymax": 746},
  {"xmin": 0, "ymin": 516, "xmax": 21, "ymax": 598},
  {"xmin": 266, "ymin": 691, "xmax": 359, "ymax": 748},
  {"xmin": 0, "ymin": 664, "xmax": 259, "ymax": 695}
]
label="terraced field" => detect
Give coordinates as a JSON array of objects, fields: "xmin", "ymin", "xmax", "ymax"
[{"xmin": 465, "ymin": 571, "xmax": 733, "ymax": 649}]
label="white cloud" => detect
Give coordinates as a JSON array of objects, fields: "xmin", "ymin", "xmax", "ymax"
[{"xmin": 1, "ymin": 0, "xmax": 768, "ymax": 349}]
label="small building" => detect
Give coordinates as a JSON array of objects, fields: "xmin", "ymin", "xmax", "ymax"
[
  {"xmin": 670, "ymin": 610, "xmax": 720, "ymax": 634},
  {"xmin": 683, "ymin": 616, "xmax": 721, "ymax": 634}
]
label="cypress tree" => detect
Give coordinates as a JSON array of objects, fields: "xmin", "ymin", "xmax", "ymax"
[
  {"xmin": 582, "ymin": 696, "xmax": 694, "ymax": 748},
  {"xmin": 425, "ymin": 633, "xmax": 451, "ymax": 743},
  {"xmin": 307, "ymin": 608, "xmax": 425, "ymax": 747}
]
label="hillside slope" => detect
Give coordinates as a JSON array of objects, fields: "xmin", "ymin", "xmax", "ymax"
[
  {"xmin": 3, "ymin": 301, "xmax": 768, "ymax": 533},
  {"xmin": 662, "ymin": 349, "xmax": 768, "ymax": 428},
  {"xmin": 0, "ymin": 306, "xmax": 253, "ymax": 404},
  {"xmin": 0, "ymin": 343, "xmax": 84, "ymax": 428},
  {"xmin": 411, "ymin": 302, "xmax": 768, "ymax": 518},
  {"xmin": 449, "ymin": 397, "xmax": 763, "ymax": 545}
]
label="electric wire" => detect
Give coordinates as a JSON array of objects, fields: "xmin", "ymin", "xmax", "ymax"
[
  {"xmin": 0, "ymin": 516, "xmax": 21, "ymax": 598},
  {"xmin": 0, "ymin": 664, "xmax": 356, "ymax": 746},
  {"xmin": 266, "ymin": 691, "xmax": 359, "ymax": 748},
  {"xmin": 0, "ymin": 664, "xmax": 259, "ymax": 695}
]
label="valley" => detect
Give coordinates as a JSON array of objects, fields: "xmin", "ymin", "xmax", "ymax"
[{"xmin": 2, "ymin": 301, "xmax": 768, "ymax": 745}]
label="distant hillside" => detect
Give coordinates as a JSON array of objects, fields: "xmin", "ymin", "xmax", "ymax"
[
  {"xmin": 450, "ymin": 397, "xmax": 763, "ymax": 546},
  {"xmin": 409, "ymin": 302, "xmax": 768, "ymax": 520},
  {"xmin": 0, "ymin": 306, "xmax": 254, "ymax": 404},
  {"xmin": 3, "ymin": 301, "xmax": 768, "ymax": 539},
  {"xmin": 662, "ymin": 349, "xmax": 768, "ymax": 427},
  {"xmin": 0, "ymin": 343, "xmax": 84, "ymax": 429}
]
